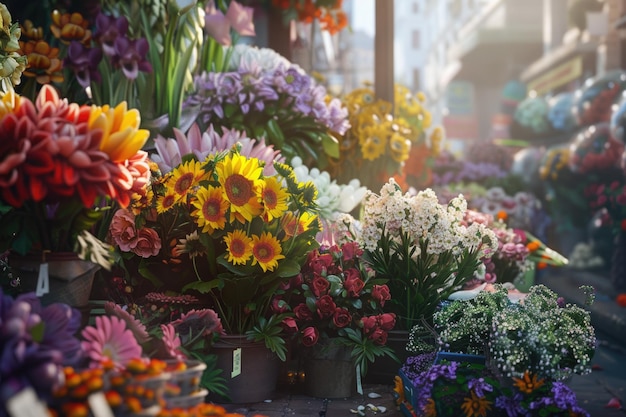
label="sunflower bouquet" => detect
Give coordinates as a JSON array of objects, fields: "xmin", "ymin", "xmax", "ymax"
[{"xmin": 109, "ymin": 145, "xmax": 321, "ymax": 359}]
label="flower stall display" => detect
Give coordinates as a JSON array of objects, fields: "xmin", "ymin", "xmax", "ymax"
[
  {"xmin": 182, "ymin": 43, "xmax": 349, "ymax": 169},
  {"xmin": 328, "ymin": 84, "xmax": 438, "ymax": 192},
  {"xmin": 270, "ymin": 0, "xmax": 348, "ymax": 34},
  {"xmin": 280, "ymin": 241, "xmax": 397, "ymax": 396},
  {"xmin": 573, "ymin": 70, "xmax": 626, "ymax": 127},
  {"xmin": 509, "ymin": 95, "xmax": 554, "ymax": 141},
  {"xmin": 568, "ymin": 123, "xmax": 624, "ymax": 175},
  {"xmin": 0, "ymin": 84, "xmax": 150, "ymax": 306},
  {"xmin": 357, "ymin": 178, "xmax": 498, "ymax": 332}
]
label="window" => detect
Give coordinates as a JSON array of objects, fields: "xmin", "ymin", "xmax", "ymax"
[{"xmin": 412, "ymin": 30, "xmax": 420, "ymax": 49}]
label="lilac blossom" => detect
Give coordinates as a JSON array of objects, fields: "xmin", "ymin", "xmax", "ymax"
[
  {"xmin": 64, "ymin": 41, "xmax": 103, "ymax": 88},
  {"xmin": 468, "ymin": 377, "xmax": 493, "ymax": 397},
  {"xmin": 495, "ymin": 393, "xmax": 526, "ymax": 417},
  {"xmin": 94, "ymin": 13, "xmax": 129, "ymax": 57},
  {"xmin": 112, "ymin": 36, "xmax": 152, "ymax": 80}
]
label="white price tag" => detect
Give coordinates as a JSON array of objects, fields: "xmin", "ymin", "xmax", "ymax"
[
  {"xmin": 35, "ymin": 263, "xmax": 49, "ymax": 296},
  {"xmin": 6, "ymin": 387, "xmax": 49, "ymax": 417},
  {"xmin": 88, "ymin": 392, "xmax": 115, "ymax": 417},
  {"xmin": 231, "ymin": 347, "xmax": 242, "ymax": 378}
]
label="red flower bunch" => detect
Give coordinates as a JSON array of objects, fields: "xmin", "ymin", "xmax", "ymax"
[
  {"xmin": 278, "ymin": 241, "xmax": 397, "ymax": 374},
  {"xmin": 271, "ymin": 0, "xmax": 348, "ymax": 34}
]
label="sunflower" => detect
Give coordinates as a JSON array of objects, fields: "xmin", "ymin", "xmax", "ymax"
[
  {"xmin": 175, "ymin": 231, "xmax": 205, "ymax": 259},
  {"xmin": 192, "ymin": 185, "xmax": 229, "ymax": 233},
  {"xmin": 166, "ymin": 159, "xmax": 208, "ymax": 203},
  {"xmin": 460, "ymin": 391, "xmax": 492, "ymax": 417},
  {"xmin": 215, "ymin": 152, "xmax": 263, "ymax": 223},
  {"xmin": 251, "ymin": 232, "xmax": 285, "ymax": 272},
  {"xmin": 260, "ymin": 176, "xmax": 289, "ymax": 222},
  {"xmin": 156, "ymin": 192, "xmax": 177, "ymax": 214},
  {"xmin": 389, "ymin": 132, "xmax": 411, "ymax": 163},
  {"xmin": 224, "ymin": 229, "xmax": 253, "ymax": 266},
  {"xmin": 361, "ymin": 134, "xmax": 387, "ymax": 161},
  {"xmin": 512, "ymin": 371, "xmax": 545, "ymax": 394}
]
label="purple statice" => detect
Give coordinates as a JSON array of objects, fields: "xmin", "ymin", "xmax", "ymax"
[
  {"xmin": 411, "ymin": 362, "xmax": 459, "ymax": 411},
  {"xmin": 495, "ymin": 393, "xmax": 526, "ymax": 417},
  {"xmin": 400, "ymin": 351, "xmax": 437, "ymax": 380},
  {"xmin": 432, "ymin": 161, "xmax": 507, "ymax": 186},
  {"xmin": 550, "ymin": 381, "xmax": 581, "ymax": 411},
  {"xmin": 0, "ymin": 290, "xmax": 83, "ymax": 409},
  {"xmin": 468, "ymin": 377, "xmax": 493, "ymax": 397}
]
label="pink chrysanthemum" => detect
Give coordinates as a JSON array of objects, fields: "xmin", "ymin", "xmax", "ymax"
[
  {"xmin": 160, "ymin": 324, "xmax": 186, "ymax": 360},
  {"xmin": 152, "ymin": 123, "xmax": 284, "ymax": 175},
  {"xmin": 144, "ymin": 292, "xmax": 200, "ymax": 305},
  {"xmin": 103, "ymin": 301, "xmax": 150, "ymax": 344},
  {"xmin": 81, "ymin": 315, "xmax": 143, "ymax": 369},
  {"xmin": 170, "ymin": 308, "xmax": 225, "ymax": 338}
]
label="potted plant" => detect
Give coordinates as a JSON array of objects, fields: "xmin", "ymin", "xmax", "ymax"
[
  {"xmin": 280, "ymin": 241, "xmax": 398, "ymax": 398},
  {"xmin": 108, "ymin": 139, "xmax": 321, "ymax": 402},
  {"xmin": 0, "ymin": 84, "xmax": 150, "ymax": 307}
]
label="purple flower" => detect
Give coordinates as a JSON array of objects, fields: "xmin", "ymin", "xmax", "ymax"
[
  {"xmin": 468, "ymin": 377, "xmax": 493, "ymax": 397},
  {"xmin": 495, "ymin": 393, "xmax": 525, "ymax": 417},
  {"xmin": 551, "ymin": 381, "xmax": 578, "ymax": 410},
  {"xmin": 112, "ymin": 36, "xmax": 152, "ymax": 80},
  {"xmin": 94, "ymin": 12, "xmax": 129, "ymax": 57},
  {"xmin": 64, "ymin": 41, "xmax": 103, "ymax": 88}
]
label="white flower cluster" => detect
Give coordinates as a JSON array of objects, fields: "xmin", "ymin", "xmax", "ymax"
[
  {"xmin": 360, "ymin": 178, "xmax": 497, "ymax": 258},
  {"xmin": 290, "ymin": 157, "xmax": 367, "ymax": 220},
  {"xmin": 228, "ymin": 44, "xmax": 301, "ymax": 74},
  {"xmin": 567, "ymin": 242, "xmax": 604, "ymax": 269},
  {"xmin": 474, "ymin": 187, "xmax": 542, "ymax": 231}
]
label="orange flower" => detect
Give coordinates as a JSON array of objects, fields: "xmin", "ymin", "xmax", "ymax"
[
  {"xmin": 50, "ymin": 10, "xmax": 92, "ymax": 44},
  {"xmin": 496, "ymin": 210, "xmax": 508, "ymax": 221},
  {"xmin": 19, "ymin": 39, "xmax": 64, "ymax": 84},
  {"xmin": 526, "ymin": 241, "xmax": 540, "ymax": 252},
  {"xmin": 513, "ymin": 371, "xmax": 545, "ymax": 394},
  {"xmin": 616, "ymin": 293, "xmax": 626, "ymax": 307},
  {"xmin": 537, "ymin": 261, "xmax": 548, "ymax": 270}
]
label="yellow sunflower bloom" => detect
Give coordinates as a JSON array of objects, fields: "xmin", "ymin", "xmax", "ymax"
[
  {"xmin": 166, "ymin": 159, "xmax": 208, "ymax": 201},
  {"xmin": 389, "ymin": 133, "xmax": 411, "ymax": 163},
  {"xmin": 156, "ymin": 192, "xmax": 177, "ymax": 214},
  {"xmin": 224, "ymin": 229, "xmax": 253, "ymax": 266},
  {"xmin": 460, "ymin": 391, "xmax": 492, "ymax": 417},
  {"xmin": 261, "ymin": 176, "xmax": 289, "ymax": 222},
  {"xmin": 89, "ymin": 101, "xmax": 150, "ymax": 162},
  {"xmin": 251, "ymin": 232, "xmax": 285, "ymax": 272},
  {"xmin": 361, "ymin": 134, "xmax": 387, "ymax": 161},
  {"xmin": 192, "ymin": 185, "xmax": 229, "ymax": 233},
  {"xmin": 215, "ymin": 153, "xmax": 263, "ymax": 223},
  {"xmin": 513, "ymin": 371, "xmax": 545, "ymax": 394}
]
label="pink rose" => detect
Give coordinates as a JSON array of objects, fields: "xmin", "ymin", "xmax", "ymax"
[
  {"xmin": 271, "ymin": 297, "xmax": 289, "ymax": 313},
  {"xmin": 311, "ymin": 275, "xmax": 330, "ymax": 297},
  {"xmin": 378, "ymin": 313, "xmax": 396, "ymax": 331},
  {"xmin": 371, "ymin": 284, "xmax": 391, "ymax": 307},
  {"xmin": 316, "ymin": 295, "xmax": 336, "ymax": 318},
  {"xmin": 282, "ymin": 317, "xmax": 298, "ymax": 334},
  {"xmin": 109, "ymin": 208, "xmax": 138, "ymax": 251},
  {"xmin": 332, "ymin": 308, "xmax": 352, "ymax": 328},
  {"xmin": 294, "ymin": 303, "xmax": 314, "ymax": 321},
  {"xmin": 361, "ymin": 316, "xmax": 377, "ymax": 333},
  {"xmin": 301, "ymin": 326, "xmax": 319, "ymax": 347},
  {"xmin": 132, "ymin": 227, "xmax": 162, "ymax": 257}
]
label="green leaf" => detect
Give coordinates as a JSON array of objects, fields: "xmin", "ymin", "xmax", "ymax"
[
  {"xmin": 266, "ymin": 119, "xmax": 286, "ymax": 147},
  {"xmin": 275, "ymin": 258, "xmax": 302, "ymax": 278},
  {"xmin": 321, "ymin": 133, "xmax": 340, "ymax": 158},
  {"xmin": 182, "ymin": 280, "xmax": 219, "ymax": 293}
]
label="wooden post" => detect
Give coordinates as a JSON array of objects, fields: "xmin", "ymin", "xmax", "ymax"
[{"xmin": 375, "ymin": 0, "xmax": 394, "ymax": 107}]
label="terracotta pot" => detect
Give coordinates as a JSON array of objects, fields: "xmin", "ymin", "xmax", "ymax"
[{"xmin": 209, "ymin": 334, "xmax": 279, "ymax": 404}]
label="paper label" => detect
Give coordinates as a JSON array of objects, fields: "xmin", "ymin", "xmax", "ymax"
[
  {"xmin": 6, "ymin": 387, "xmax": 49, "ymax": 417},
  {"xmin": 35, "ymin": 263, "xmax": 49, "ymax": 296},
  {"xmin": 231, "ymin": 347, "xmax": 242, "ymax": 378},
  {"xmin": 88, "ymin": 392, "xmax": 115, "ymax": 417}
]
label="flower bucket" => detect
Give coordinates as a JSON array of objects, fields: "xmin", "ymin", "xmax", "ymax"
[
  {"xmin": 9, "ymin": 252, "xmax": 99, "ymax": 308},
  {"xmin": 303, "ymin": 343, "xmax": 357, "ymax": 399},
  {"xmin": 208, "ymin": 334, "xmax": 279, "ymax": 404}
]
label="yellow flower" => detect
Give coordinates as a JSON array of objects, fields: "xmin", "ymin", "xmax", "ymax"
[
  {"xmin": 423, "ymin": 398, "xmax": 436, "ymax": 417},
  {"xmin": 460, "ymin": 391, "xmax": 492, "ymax": 417},
  {"xmin": 215, "ymin": 152, "xmax": 263, "ymax": 223},
  {"xmin": 513, "ymin": 371, "xmax": 545, "ymax": 394},
  {"xmin": 166, "ymin": 159, "xmax": 208, "ymax": 202},
  {"xmin": 224, "ymin": 229, "xmax": 253, "ymax": 266},
  {"xmin": 88, "ymin": 102, "xmax": 150, "ymax": 162},
  {"xmin": 251, "ymin": 232, "xmax": 285, "ymax": 272},
  {"xmin": 175, "ymin": 231, "xmax": 205, "ymax": 258},
  {"xmin": 389, "ymin": 133, "xmax": 411, "ymax": 163},
  {"xmin": 361, "ymin": 134, "xmax": 387, "ymax": 161},
  {"xmin": 156, "ymin": 192, "xmax": 177, "ymax": 214},
  {"xmin": 192, "ymin": 185, "xmax": 229, "ymax": 233},
  {"xmin": 260, "ymin": 176, "xmax": 289, "ymax": 222}
]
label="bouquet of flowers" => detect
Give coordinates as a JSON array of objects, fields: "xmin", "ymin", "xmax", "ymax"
[
  {"xmin": 109, "ymin": 143, "xmax": 321, "ymax": 360},
  {"xmin": 358, "ymin": 178, "xmax": 499, "ymax": 330},
  {"xmin": 0, "ymin": 84, "xmax": 149, "ymax": 268},
  {"xmin": 270, "ymin": 0, "xmax": 348, "ymax": 34},
  {"xmin": 182, "ymin": 44, "xmax": 349, "ymax": 169},
  {"xmin": 280, "ymin": 241, "xmax": 398, "ymax": 376}
]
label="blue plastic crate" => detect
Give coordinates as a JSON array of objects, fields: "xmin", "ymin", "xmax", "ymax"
[
  {"xmin": 397, "ymin": 369, "xmax": 419, "ymax": 416},
  {"xmin": 434, "ymin": 351, "xmax": 486, "ymax": 365}
]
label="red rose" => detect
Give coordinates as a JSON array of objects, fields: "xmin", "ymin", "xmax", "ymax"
[
  {"xmin": 316, "ymin": 295, "xmax": 336, "ymax": 318},
  {"xmin": 282, "ymin": 317, "xmax": 298, "ymax": 334},
  {"xmin": 341, "ymin": 241, "xmax": 363, "ymax": 261},
  {"xmin": 368, "ymin": 328, "xmax": 388, "ymax": 345},
  {"xmin": 290, "ymin": 273, "xmax": 304, "ymax": 289},
  {"xmin": 301, "ymin": 326, "xmax": 319, "ymax": 347},
  {"xmin": 361, "ymin": 316, "xmax": 377, "ymax": 333},
  {"xmin": 311, "ymin": 275, "xmax": 330, "ymax": 297},
  {"xmin": 378, "ymin": 313, "xmax": 396, "ymax": 331},
  {"xmin": 308, "ymin": 252, "xmax": 333, "ymax": 275},
  {"xmin": 271, "ymin": 297, "xmax": 288, "ymax": 313},
  {"xmin": 371, "ymin": 284, "xmax": 391, "ymax": 307},
  {"xmin": 294, "ymin": 303, "xmax": 314, "ymax": 321},
  {"xmin": 332, "ymin": 308, "xmax": 352, "ymax": 328},
  {"xmin": 344, "ymin": 269, "xmax": 364, "ymax": 297}
]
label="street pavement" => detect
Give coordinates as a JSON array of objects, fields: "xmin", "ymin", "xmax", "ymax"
[{"xmin": 220, "ymin": 267, "xmax": 626, "ymax": 417}]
